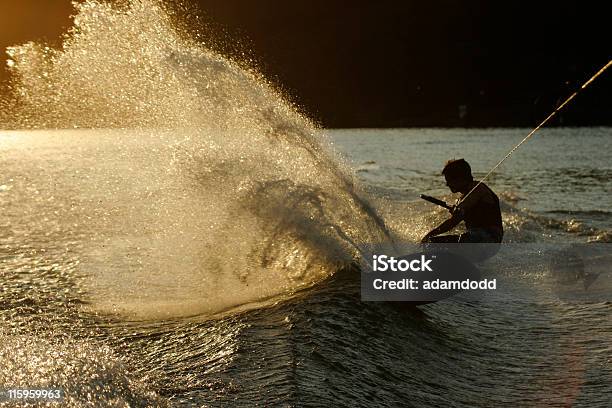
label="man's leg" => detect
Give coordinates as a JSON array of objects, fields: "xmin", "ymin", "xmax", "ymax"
[
  {"xmin": 427, "ymin": 234, "xmax": 460, "ymax": 243},
  {"xmin": 459, "ymin": 229, "xmax": 500, "ymax": 261}
]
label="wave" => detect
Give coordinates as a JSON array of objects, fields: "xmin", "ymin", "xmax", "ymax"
[
  {"xmin": 2, "ymin": 1, "xmax": 607, "ymax": 322},
  {"xmin": 499, "ymin": 198, "xmax": 611, "ymax": 243},
  {"xmin": 545, "ymin": 209, "xmax": 611, "ymax": 216},
  {"xmin": 0, "ymin": 1, "xmax": 392, "ymax": 319}
]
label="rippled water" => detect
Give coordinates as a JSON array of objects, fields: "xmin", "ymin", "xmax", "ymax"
[
  {"xmin": 1, "ymin": 128, "xmax": 610, "ymax": 407},
  {"xmin": 0, "ymin": 0, "xmax": 610, "ymax": 406},
  {"xmin": 332, "ymin": 127, "xmax": 612, "ymax": 237}
]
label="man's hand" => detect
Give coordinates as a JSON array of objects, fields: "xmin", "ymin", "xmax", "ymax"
[
  {"xmin": 422, "ymin": 213, "xmax": 462, "ymax": 244},
  {"xmin": 449, "ymin": 205, "xmax": 462, "ymax": 216}
]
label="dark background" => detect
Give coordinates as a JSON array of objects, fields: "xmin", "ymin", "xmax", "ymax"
[{"xmin": 1, "ymin": 0, "xmax": 610, "ymax": 127}]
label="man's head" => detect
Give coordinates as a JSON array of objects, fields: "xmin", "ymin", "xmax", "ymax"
[{"xmin": 442, "ymin": 158, "xmax": 473, "ymax": 193}]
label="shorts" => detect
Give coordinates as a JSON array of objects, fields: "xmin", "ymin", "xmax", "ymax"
[
  {"xmin": 426, "ymin": 228, "xmax": 502, "ymax": 262},
  {"xmin": 427, "ymin": 229, "xmax": 500, "ymax": 244}
]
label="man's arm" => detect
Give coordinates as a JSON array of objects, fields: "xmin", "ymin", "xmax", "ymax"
[
  {"xmin": 421, "ymin": 211, "xmax": 463, "ymax": 242},
  {"xmin": 455, "ymin": 183, "xmax": 485, "ymax": 214}
]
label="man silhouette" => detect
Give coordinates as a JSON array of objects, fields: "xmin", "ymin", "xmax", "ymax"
[{"xmin": 421, "ymin": 159, "xmax": 503, "ymax": 244}]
